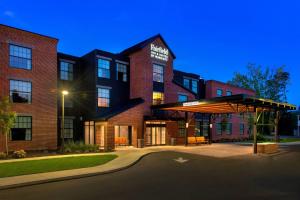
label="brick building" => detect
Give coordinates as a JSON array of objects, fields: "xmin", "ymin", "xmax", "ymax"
[
  {"xmin": 0, "ymin": 24, "xmax": 58, "ymax": 152},
  {"xmin": 0, "ymin": 24, "xmax": 256, "ymax": 151}
]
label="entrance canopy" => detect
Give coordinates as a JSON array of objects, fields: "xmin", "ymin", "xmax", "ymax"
[{"xmin": 152, "ymin": 94, "xmax": 296, "ymax": 113}]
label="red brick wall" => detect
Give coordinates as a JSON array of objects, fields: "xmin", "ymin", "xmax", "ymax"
[
  {"xmin": 205, "ymin": 80, "xmax": 255, "ymax": 141},
  {"xmin": 0, "ymin": 25, "xmax": 58, "ymax": 151}
]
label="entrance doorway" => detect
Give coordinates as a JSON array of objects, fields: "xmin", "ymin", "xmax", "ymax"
[
  {"xmin": 146, "ymin": 127, "xmax": 166, "ymax": 145},
  {"xmin": 114, "ymin": 125, "xmax": 132, "ymax": 146}
]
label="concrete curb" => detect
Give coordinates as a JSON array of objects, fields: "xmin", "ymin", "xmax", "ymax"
[{"xmin": 0, "ymin": 152, "xmax": 156, "ymax": 191}]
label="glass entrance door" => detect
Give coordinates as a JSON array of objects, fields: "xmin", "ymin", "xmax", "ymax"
[{"xmin": 146, "ymin": 127, "xmax": 166, "ymax": 145}]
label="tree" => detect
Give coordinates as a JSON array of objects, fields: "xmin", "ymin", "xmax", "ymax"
[
  {"xmin": 228, "ymin": 63, "xmax": 290, "ymax": 102},
  {"xmin": 0, "ymin": 96, "xmax": 16, "ymax": 155}
]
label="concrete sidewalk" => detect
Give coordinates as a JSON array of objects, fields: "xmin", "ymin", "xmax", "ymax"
[{"xmin": 0, "ymin": 143, "xmax": 255, "ymax": 190}]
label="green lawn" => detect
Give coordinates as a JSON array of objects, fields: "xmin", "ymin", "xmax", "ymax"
[
  {"xmin": 280, "ymin": 138, "xmax": 300, "ymax": 143},
  {"xmin": 0, "ymin": 154, "xmax": 117, "ymax": 178}
]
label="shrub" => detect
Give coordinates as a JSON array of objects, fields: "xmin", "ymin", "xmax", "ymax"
[
  {"xmin": 64, "ymin": 141, "xmax": 99, "ymax": 153},
  {"xmin": 0, "ymin": 152, "xmax": 7, "ymax": 159},
  {"xmin": 13, "ymin": 150, "xmax": 26, "ymax": 158}
]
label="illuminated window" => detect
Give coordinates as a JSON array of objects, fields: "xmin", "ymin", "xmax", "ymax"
[
  {"xmin": 116, "ymin": 63, "xmax": 127, "ymax": 82},
  {"xmin": 11, "ymin": 116, "xmax": 32, "ymax": 141},
  {"xmin": 98, "ymin": 59, "xmax": 110, "ymax": 78},
  {"xmin": 153, "ymin": 92, "xmax": 164, "ymax": 105},
  {"xmin": 10, "ymin": 80, "xmax": 32, "ymax": 103},
  {"xmin": 9, "ymin": 44, "xmax": 32, "ymax": 70},
  {"xmin": 178, "ymin": 121, "xmax": 186, "ymax": 137},
  {"xmin": 178, "ymin": 94, "xmax": 188, "ymax": 102},
  {"xmin": 153, "ymin": 64, "xmax": 164, "ymax": 82},
  {"xmin": 60, "ymin": 61, "xmax": 73, "ymax": 81},
  {"xmin": 98, "ymin": 87, "xmax": 110, "ymax": 107},
  {"xmin": 217, "ymin": 89, "xmax": 223, "ymax": 97},
  {"xmin": 192, "ymin": 80, "xmax": 198, "ymax": 93},
  {"xmin": 226, "ymin": 90, "xmax": 232, "ymax": 96},
  {"xmin": 183, "ymin": 78, "xmax": 190, "ymax": 88}
]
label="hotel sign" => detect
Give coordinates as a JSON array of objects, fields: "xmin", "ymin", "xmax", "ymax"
[
  {"xmin": 183, "ymin": 101, "xmax": 200, "ymax": 107},
  {"xmin": 150, "ymin": 43, "xmax": 169, "ymax": 62}
]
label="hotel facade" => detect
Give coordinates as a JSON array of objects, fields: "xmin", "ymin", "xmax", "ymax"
[{"xmin": 0, "ymin": 24, "xmax": 255, "ymax": 152}]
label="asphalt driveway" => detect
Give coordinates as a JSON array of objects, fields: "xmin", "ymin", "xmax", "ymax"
[{"xmin": 1, "ymin": 145, "xmax": 300, "ymax": 200}]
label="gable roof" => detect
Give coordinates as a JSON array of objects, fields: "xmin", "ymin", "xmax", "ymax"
[{"xmin": 120, "ymin": 34, "xmax": 176, "ymax": 58}]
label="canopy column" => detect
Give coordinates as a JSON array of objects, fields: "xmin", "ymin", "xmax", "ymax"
[
  {"xmin": 185, "ymin": 112, "xmax": 188, "ymax": 146},
  {"xmin": 253, "ymin": 107, "xmax": 258, "ymax": 154},
  {"xmin": 208, "ymin": 114, "xmax": 213, "ymax": 144},
  {"xmin": 274, "ymin": 110, "xmax": 280, "ymax": 142}
]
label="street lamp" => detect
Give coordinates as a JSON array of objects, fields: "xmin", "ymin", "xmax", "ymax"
[{"xmin": 61, "ymin": 90, "xmax": 69, "ymax": 152}]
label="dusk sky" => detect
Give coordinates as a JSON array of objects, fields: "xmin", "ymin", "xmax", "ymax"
[{"xmin": 1, "ymin": 0, "xmax": 299, "ymax": 107}]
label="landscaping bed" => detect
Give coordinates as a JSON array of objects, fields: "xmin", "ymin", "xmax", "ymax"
[{"xmin": 0, "ymin": 154, "xmax": 117, "ymax": 178}]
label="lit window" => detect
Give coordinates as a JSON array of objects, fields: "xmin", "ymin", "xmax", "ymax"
[
  {"xmin": 98, "ymin": 88, "xmax": 110, "ymax": 107},
  {"xmin": 98, "ymin": 59, "xmax": 110, "ymax": 78},
  {"xmin": 178, "ymin": 121, "xmax": 186, "ymax": 137},
  {"xmin": 153, "ymin": 91, "xmax": 164, "ymax": 105},
  {"xmin": 240, "ymin": 124, "xmax": 244, "ymax": 135},
  {"xmin": 226, "ymin": 90, "xmax": 232, "ymax": 96},
  {"xmin": 116, "ymin": 63, "xmax": 127, "ymax": 82},
  {"xmin": 153, "ymin": 64, "xmax": 164, "ymax": 82},
  {"xmin": 61, "ymin": 118, "xmax": 74, "ymax": 139},
  {"xmin": 217, "ymin": 89, "xmax": 223, "ymax": 97},
  {"xmin": 178, "ymin": 94, "xmax": 188, "ymax": 102},
  {"xmin": 60, "ymin": 61, "xmax": 73, "ymax": 81},
  {"xmin": 9, "ymin": 44, "xmax": 32, "ymax": 70},
  {"xmin": 10, "ymin": 80, "xmax": 32, "ymax": 103},
  {"xmin": 11, "ymin": 116, "xmax": 32, "ymax": 141},
  {"xmin": 183, "ymin": 78, "xmax": 190, "ymax": 88}
]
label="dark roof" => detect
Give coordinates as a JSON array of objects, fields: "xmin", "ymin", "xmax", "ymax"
[
  {"xmin": 57, "ymin": 52, "xmax": 80, "ymax": 60},
  {"xmin": 152, "ymin": 94, "xmax": 296, "ymax": 114},
  {"xmin": 120, "ymin": 34, "xmax": 176, "ymax": 58},
  {"xmin": 0, "ymin": 24, "xmax": 58, "ymax": 41},
  {"xmin": 93, "ymin": 98, "xmax": 144, "ymax": 121},
  {"xmin": 173, "ymin": 69, "xmax": 200, "ymax": 79},
  {"xmin": 206, "ymin": 80, "xmax": 256, "ymax": 93}
]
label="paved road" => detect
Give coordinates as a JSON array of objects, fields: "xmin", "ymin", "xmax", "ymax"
[{"xmin": 1, "ymin": 146, "xmax": 300, "ymax": 200}]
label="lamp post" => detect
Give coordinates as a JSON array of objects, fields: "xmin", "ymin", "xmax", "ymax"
[{"xmin": 61, "ymin": 90, "xmax": 69, "ymax": 152}]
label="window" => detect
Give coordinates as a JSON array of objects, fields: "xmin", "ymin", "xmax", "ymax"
[
  {"xmin": 178, "ymin": 94, "xmax": 188, "ymax": 102},
  {"xmin": 61, "ymin": 118, "xmax": 74, "ymax": 139},
  {"xmin": 153, "ymin": 92, "xmax": 164, "ymax": 105},
  {"xmin": 11, "ymin": 116, "xmax": 32, "ymax": 141},
  {"xmin": 226, "ymin": 90, "xmax": 232, "ymax": 96},
  {"xmin": 226, "ymin": 123, "xmax": 232, "ymax": 134},
  {"xmin": 240, "ymin": 124, "xmax": 244, "ymax": 135},
  {"xmin": 10, "ymin": 80, "xmax": 32, "ymax": 103},
  {"xmin": 153, "ymin": 64, "xmax": 164, "ymax": 82},
  {"xmin": 195, "ymin": 120, "xmax": 202, "ymax": 136},
  {"xmin": 217, "ymin": 89, "xmax": 223, "ymax": 97},
  {"xmin": 60, "ymin": 61, "xmax": 73, "ymax": 81},
  {"xmin": 98, "ymin": 59, "xmax": 110, "ymax": 78},
  {"xmin": 216, "ymin": 123, "xmax": 222, "ymax": 135},
  {"xmin": 116, "ymin": 63, "xmax": 127, "ymax": 82},
  {"xmin": 192, "ymin": 80, "xmax": 198, "ymax": 93},
  {"xmin": 98, "ymin": 87, "xmax": 110, "ymax": 107},
  {"xmin": 178, "ymin": 121, "xmax": 186, "ymax": 137},
  {"xmin": 183, "ymin": 78, "xmax": 190, "ymax": 88},
  {"xmin": 64, "ymin": 97, "xmax": 73, "ymax": 108},
  {"xmin": 9, "ymin": 44, "xmax": 32, "ymax": 70}
]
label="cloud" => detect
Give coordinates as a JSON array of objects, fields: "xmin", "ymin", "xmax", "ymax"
[{"xmin": 3, "ymin": 10, "xmax": 15, "ymax": 18}]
